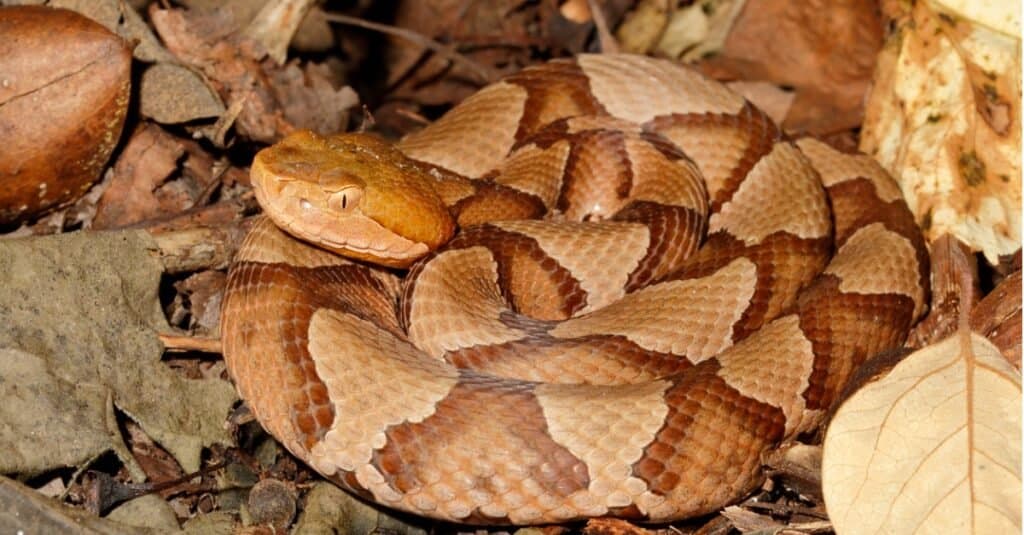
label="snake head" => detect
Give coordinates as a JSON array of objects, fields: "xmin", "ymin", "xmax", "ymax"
[{"xmin": 251, "ymin": 130, "xmax": 455, "ymax": 268}]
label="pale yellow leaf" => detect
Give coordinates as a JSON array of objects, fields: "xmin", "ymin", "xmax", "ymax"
[
  {"xmin": 823, "ymin": 333, "xmax": 1021, "ymax": 534},
  {"xmin": 657, "ymin": 0, "xmax": 746, "ymax": 62}
]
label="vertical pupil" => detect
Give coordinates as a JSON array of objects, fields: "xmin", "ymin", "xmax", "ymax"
[{"xmin": 342, "ymin": 194, "xmax": 347, "ymax": 209}]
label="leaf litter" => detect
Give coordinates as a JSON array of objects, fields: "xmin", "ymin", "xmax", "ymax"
[{"xmin": 0, "ymin": 0, "xmax": 1018, "ymax": 533}]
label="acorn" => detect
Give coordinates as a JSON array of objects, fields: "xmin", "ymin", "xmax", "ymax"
[{"xmin": 0, "ymin": 6, "xmax": 132, "ymax": 225}]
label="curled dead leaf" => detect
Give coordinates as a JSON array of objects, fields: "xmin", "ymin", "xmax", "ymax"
[
  {"xmin": 242, "ymin": 0, "xmax": 316, "ymax": 65},
  {"xmin": 822, "ymin": 332, "xmax": 1022, "ymax": 533},
  {"xmin": 970, "ymin": 271, "xmax": 1022, "ymax": 370},
  {"xmin": 630, "ymin": 0, "xmax": 746, "ymax": 62},
  {"xmin": 860, "ymin": 0, "xmax": 1021, "ymax": 264},
  {"xmin": 615, "ymin": 0, "xmax": 672, "ymax": 54},
  {"xmin": 92, "ymin": 124, "xmax": 199, "ymax": 229},
  {"xmin": 695, "ymin": 0, "xmax": 884, "ymax": 134},
  {"xmin": 0, "ymin": 5, "xmax": 131, "ymax": 225}
]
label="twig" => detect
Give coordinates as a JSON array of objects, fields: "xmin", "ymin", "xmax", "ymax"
[
  {"xmin": 743, "ymin": 500, "xmax": 830, "ymax": 520},
  {"xmin": 193, "ymin": 158, "xmax": 231, "ymax": 208},
  {"xmin": 125, "ymin": 193, "xmax": 257, "ymax": 233},
  {"xmin": 587, "ymin": 0, "xmax": 621, "ymax": 53},
  {"xmin": 393, "ymin": 106, "xmax": 432, "ymax": 126},
  {"xmin": 159, "ymin": 333, "xmax": 222, "ymax": 354},
  {"xmin": 321, "ymin": 12, "xmax": 497, "ymax": 83},
  {"xmin": 357, "ymin": 104, "xmax": 376, "ymax": 132},
  {"xmin": 83, "ymin": 456, "xmax": 233, "ymax": 515}
]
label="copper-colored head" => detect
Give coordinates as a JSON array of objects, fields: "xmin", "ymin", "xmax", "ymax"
[{"xmin": 251, "ymin": 130, "xmax": 455, "ymax": 267}]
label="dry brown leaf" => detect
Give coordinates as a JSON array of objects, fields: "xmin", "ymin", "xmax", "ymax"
[
  {"xmin": 860, "ymin": 0, "xmax": 1021, "ymax": 264},
  {"xmin": 169, "ymin": 270, "xmax": 227, "ymax": 334},
  {"xmin": 762, "ymin": 443, "xmax": 823, "ymax": 502},
  {"xmin": 93, "ymin": 124, "xmax": 213, "ymax": 229},
  {"xmin": 150, "ymin": 4, "xmax": 358, "ymax": 144},
  {"xmin": 383, "ymin": 0, "xmax": 531, "ymax": 106},
  {"xmin": 904, "ymin": 233, "xmax": 1021, "ymax": 371},
  {"xmin": 177, "ymin": 0, "xmax": 336, "ymax": 54},
  {"xmin": 970, "ymin": 271, "xmax": 1022, "ymax": 370},
  {"xmin": 725, "ymin": 81, "xmax": 794, "ymax": 125},
  {"xmin": 268, "ymin": 61, "xmax": 360, "ymax": 137},
  {"xmin": 122, "ymin": 419, "xmax": 186, "ymax": 488},
  {"xmin": 150, "ymin": 6, "xmax": 283, "ymax": 143},
  {"xmin": 695, "ymin": 0, "xmax": 883, "ymax": 135},
  {"xmin": 822, "ymin": 332, "xmax": 1022, "ymax": 533},
  {"xmin": 906, "ymin": 234, "xmax": 980, "ymax": 349},
  {"xmin": 241, "ymin": 0, "xmax": 316, "ymax": 65}
]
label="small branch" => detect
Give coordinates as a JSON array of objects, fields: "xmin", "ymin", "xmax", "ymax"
[
  {"xmin": 587, "ymin": 0, "xmax": 621, "ymax": 53},
  {"xmin": 159, "ymin": 333, "xmax": 222, "ymax": 354},
  {"xmin": 82, "ymin": 456, "xmax": 232, "ymax": 515},
  {"xmin": 321, "ymin": 12, "xmax": 498, "ymax": 83}
]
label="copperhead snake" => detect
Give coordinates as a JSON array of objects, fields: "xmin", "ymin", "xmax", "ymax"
[{"xmin": 220, "ymin": 54, "xmax": 930, "ymax": 525}]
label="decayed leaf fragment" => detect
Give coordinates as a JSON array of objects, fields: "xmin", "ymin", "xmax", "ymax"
[
  {"xmin": 860, "ymin": 0, "xmax": 1021, "ymax": 264},
  {"xmin": 139, "ymin": 63, "xmax": 226, "ymax": 124},
  {"xmin": 617, "ymin": 0, "xmax": 746, "ymax": 60},
  {"xmin": 822, "ymin": 332, "xmax": 1022, "ymax": 533}
]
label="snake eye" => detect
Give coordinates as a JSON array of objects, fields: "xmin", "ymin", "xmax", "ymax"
[{"xmin": 328, "ymin": 188, "xmax": 361, "ymax": 213}]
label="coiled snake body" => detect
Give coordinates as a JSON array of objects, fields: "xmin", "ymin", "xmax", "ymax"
[{"xmin": 221, "ymin": 54, "xmax": 929, "ymax": 524}]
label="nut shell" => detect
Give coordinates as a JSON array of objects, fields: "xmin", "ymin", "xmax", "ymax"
[{"xmin": 0, "ymin": 6, "xmax": 132, "ymax": 224}]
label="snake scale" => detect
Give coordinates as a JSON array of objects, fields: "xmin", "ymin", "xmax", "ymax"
[{"xmin": 220, "ymin": 54, "xmax": 930, "ymax": 525}]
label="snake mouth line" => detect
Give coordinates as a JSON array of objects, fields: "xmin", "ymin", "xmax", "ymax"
[
  {"xmin": 277, "ymin": 204, "xmax": 429, "ymax": 265},
  {"xmin": 318, "ymin": 231, "xmax": 429, "ymax": 258}
]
